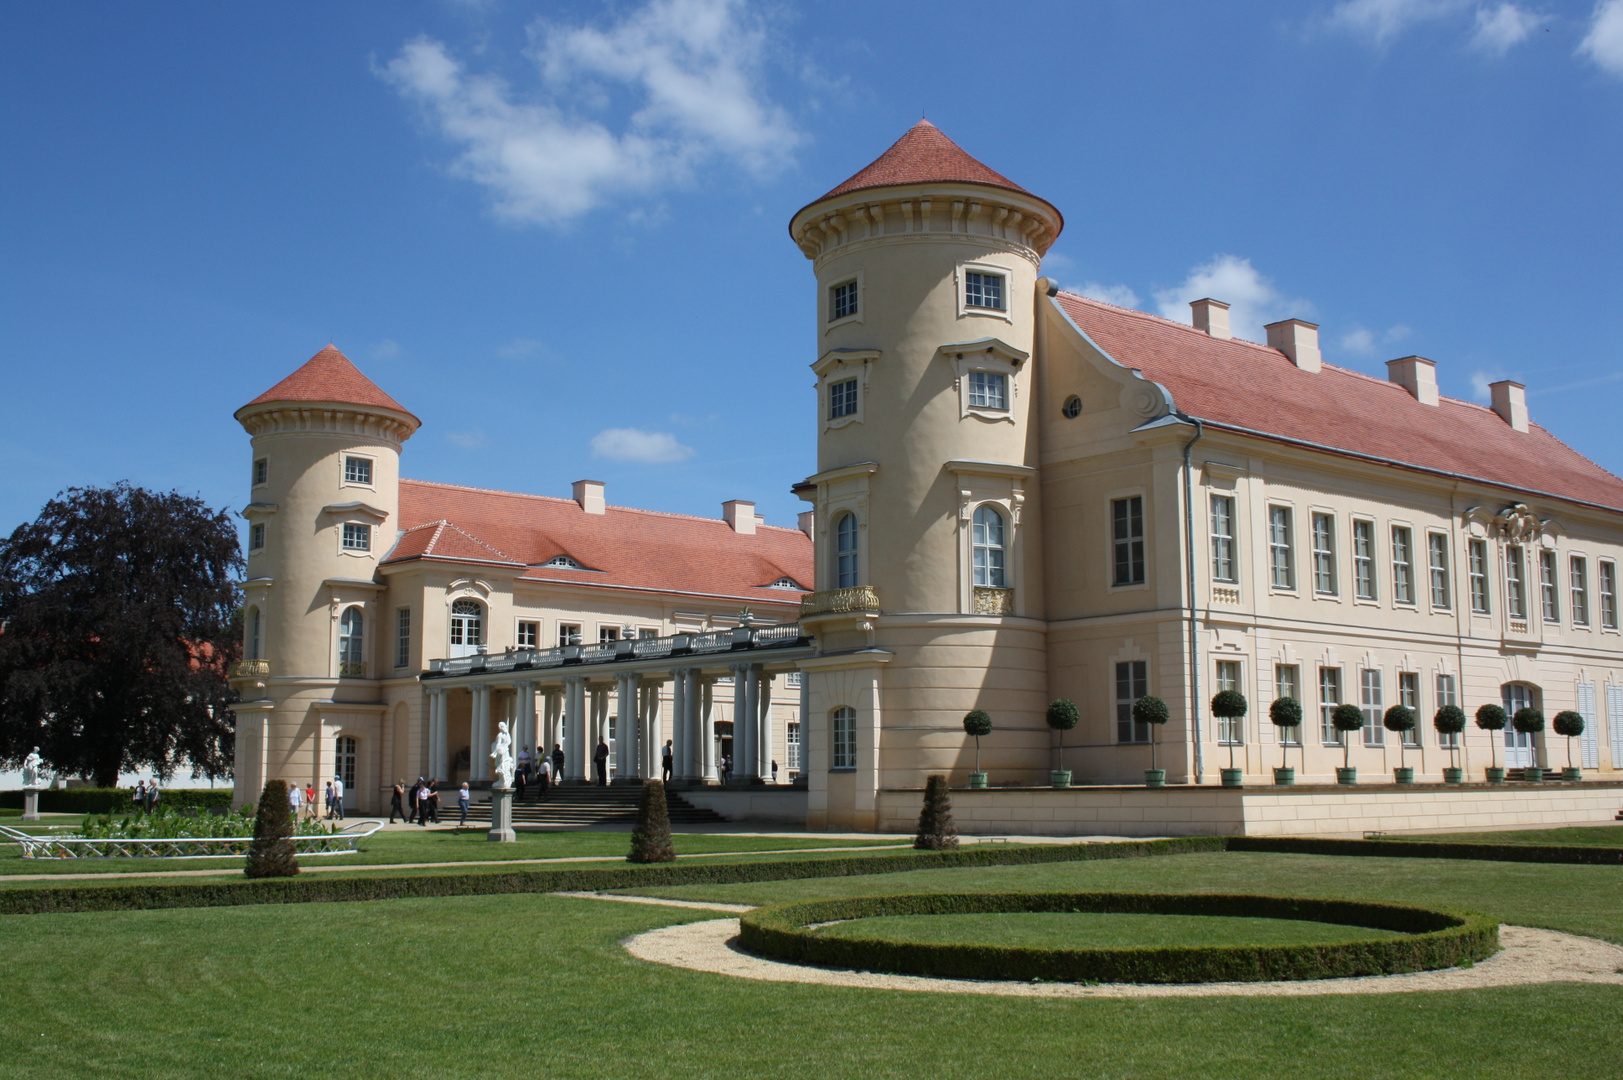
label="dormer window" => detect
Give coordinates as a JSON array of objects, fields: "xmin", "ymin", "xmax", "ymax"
[
  {"xmin": 968, "ymin": 371, "xmax": 1007, "ymax": 411},
  {"xmin": 543, "ymin": 555, "xmax": 583, "ymax": 569},
  {"xmin": 344, "ymin": 456, "xmax": 373, "ymax": 485},
  {"xmin": 965, "ymin": 271, "xmax": 1005, "ymax": 311},
  {"xmin": 342, "ymin": 523, "xmax": 371, "ymax": 551},
  {"xmin": 768, "ymin": 577, "xmax": 803, "ymax": 590}
]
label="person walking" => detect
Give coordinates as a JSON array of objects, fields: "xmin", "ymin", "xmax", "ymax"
[
  {"xmin": 408, "ymin": 777, "xmax": 423, "ymax": 824},
  {"xmin": 514, "ymin": 765, "xmax": 527, "ymax": 803},
  {"xmin": 593, "ymin": 739, "xmax": 610, "ymax": 787},
  {"xmin": 148, "ymin": 780, "xmax": 160, "ymax": 814},
  {"xmin": 133, "ymin": 780, "xmax": 147, "ymax": 815},
  {"xmin": 304, "ymin": 783, "xmax": 316, "ymax": 821},
  {"xmin": 457, "ymin": 782, "xmax": 470, "ymax": 827},
  {"xmin": 661, "ymin": 740, "xmax": 673, "ymax": 783},
  {"xmin": 771, "ymin": 759, "xmax": 779, "ymax": 784},
  {"xmin": 288, "ymin": 780, "xmax": 302, "ymax": 819},
  {"xmin": 721, "ymin": 754, "xmax": 732, "ymax": 784},
  {"xmin": 536, "ymin": 756, "xmax": 551, "ymax": 800},
  {"xmin": 551, "ymin": 744, "xmax": 565, "ymax": 784},
  {"xmin": 324, "ymin": 780, "xmax": 335, "ymax": 820},
  {"xmin": 389, "ymin": 779, "xmax": 406, "ymax": 824},
  {"xmin": 414, "ymin": 779, "xmax": 430, "ymax": 827},
  {"xmin": 427, "ymin": 779, "xmax": 442, "ymax": 824},
  {"xmin": 331, "ymin": 774, "xmax": 345, "ymax": 820}
]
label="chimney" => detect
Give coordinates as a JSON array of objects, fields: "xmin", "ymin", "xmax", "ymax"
[
  {"xmin": 1190, "ymin": 298, "xmax": 1231, "ymax": 340},
  {"xmin": 1489, "ymin": 380, "xmax": 1528, "ymax": 433},
  {"xmin": 798, "ymin": 510, "xmax": 815, "ymax": 538},
  {"xmin": 572, "ymin": 479, "xmax": 606, "ymax": 514},
  {"xmin": 723, "ymin": 500, "xmax": 756, "ymax": 534},
  {"xmin": 1385, "ymin": 356, "xmax": 1439, "ymax": 406},
  {"xmin": 1265, "ymin": 319, "xmax": 1322, "ymax": 373}
]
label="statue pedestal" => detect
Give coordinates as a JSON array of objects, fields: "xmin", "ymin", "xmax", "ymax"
[
  {"xmin": 487, "ymin": 787, "xmax": 516, "ymax": 843},
  {"xmin": 21, "ymin": 788, "xmax": 41, "ymax": 822}
]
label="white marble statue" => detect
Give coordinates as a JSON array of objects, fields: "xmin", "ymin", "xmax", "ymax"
[
  {"xmin": 490, "ymin": 721, "xmax": 515, "ymax": 790},
  {"xmin": 21, "ymin": 747, "xmax": 49, "ymax": 790}
]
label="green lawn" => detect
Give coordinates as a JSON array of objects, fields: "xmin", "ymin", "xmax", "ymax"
[
  {"xmin": 1389, "ymin": 825, "xmax": 1623, "ymax": 847},
  {"xmin": 812, "ymin": 911, "xmax": 1404, "ymax": 949}
]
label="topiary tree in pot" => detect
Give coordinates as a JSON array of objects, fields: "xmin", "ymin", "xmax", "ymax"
[
  {"xmin": 245, "ymin": 779, "xmax": 299, "ymax": 879},
  {"xmin": 963, "ymin": 710, "xmax": 993, "ymax": 788},
  {"xmin": 1132, "ymin": 695, "xmax": 1170, "ymax": 787},
  {"xmin": 1513, "ymin": 707, "xmax": 1545, "ymax": 781},
  {"xmin": 1210, "ymin": 690, "xmax": 1248, "ymax": 787},
  {"xmin": 1332, "ymin": 703, "xmax": 1365, "ymax": 784},
  {"xmin": 1433, "ymin": 705, "xmax": 1466, "ymax": 784},
  {"xmin": 1268, "ymin": 697, "xmax": 1302, "ymax": 785},
  {"xmin": 1382, "ymin": 705, "xmax": 1417, "ymax": 783},
  {"xmin": 1552, "ymin": 710, "xmax": 1585, "ymax": 781},
  {"xmin": 1046, "ymin": 698, "xmax": 1080, "ymax": 788},
  {"xmin": 914, "ymin": 775, "xmax": 959, "ymax": 850},
  {"xmin": 1475, "ymin": 703, "xmax": 1508, "ymax": 782}
]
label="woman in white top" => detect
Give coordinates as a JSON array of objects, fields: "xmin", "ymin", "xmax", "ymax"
[
  {"xmin": 287, "ymin": 782, "xmax": 302, "ymax": 815},
  {"xmin": 458, "ymin": 782, "xmax": 471, "ymax": 827}
]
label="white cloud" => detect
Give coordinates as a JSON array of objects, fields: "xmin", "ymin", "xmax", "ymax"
[
  {"xmin": 1579, "ymin": 0, "xmax": 1623, "ymax": 76},
  {"xmin": 445, "ymin": 428, "xmax": 489, "ymax": 449},
  {"xmin": 371, "ymin": 339, "xmax": 401, "ymax": 360},
  {"xmin": 1076, "ymin": 281, "xmax": 1141, "ymax": 309},
  {"xmin": 1152, "ymin": 255, "xmax": 1312, "ymax": 343},
  {"xmin": 590, "ymin": 427, "xmax": 695, "ymax": 463},
  {"xmin": 1469, "ymin": 370, "xmax": 1509, "ymax": 402},
  {"xmin": 495, "ymin": 337, "xmax": 550, "ymax": 360},
  {"xmin": 1339, "ymin": 324, "xmax": 1413, "ymax": 354},
  {"xmin": 379, "ymin": 0, "xmax": 799, "ymax": 226},
  {"xmin": 1470, "ymin": 4, "xmax": 1544, "ymax": 55},
  {"xmin": 1328, "ymin": 0, "xmax": 1469, "ymax": 46}
]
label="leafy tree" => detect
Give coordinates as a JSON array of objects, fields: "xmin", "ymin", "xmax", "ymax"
[
  {"xmin": 1434, "ymin": 705, "xmax": 1466, "ymax": 770},
  {"xmin": 1132, "ymin": 695, "xmax": 1170, "ymax": 770},
  {"xmin": 962, "ymin": 710, "xmax": 992, "ymax": 774},
  {"xmin": 1475, "ymin": 704, "xmax": 1508, "ymax": 770},
  {"xmin": 913, "ymin": 774, "xmax": 958, "ymax": 851},
  {"xmin": 1332, "ymin": 703, "xmax": 1364, "ymax": 769},
  {"xmin": 245, "ymin": 779, "xmax": 298, "ymax": 878},
  {"xmin": 1513, "ymin": 707, "xmax": 1544, "ymax": 769},
  {"xmin": 628, "ymin": 779, "xmax": 676, "ymax": 863},
  {"xmin": 1046, "ymin": 698, "xmax": 1079, "ymax": 774},
  {"xmin": 1211, "ymin": 690, "xmax": 1248, "ymax": 771},
  {"xmin": 0, "ymin": 484, "xmax": 242, "ymax": 787},
  {"xmin": 1552, "ymin": 710, "xmax": 1585, "ymax": 770},
  {"xmin": 1382, "ymin": 705, "xmax": 1417, "ymax": 769},
  {"xmin": 1268, "ymin": 697, "xmax": 1303, "ymax": 769}
]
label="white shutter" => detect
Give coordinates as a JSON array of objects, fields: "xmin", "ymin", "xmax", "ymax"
[
  {"xmin": 1609, "ymin": 685, "xmax": 1623, "ymax": 771},
  {"xmin": 1577, "ymin": 683, "xmax": 1600, "ymax": 770}
]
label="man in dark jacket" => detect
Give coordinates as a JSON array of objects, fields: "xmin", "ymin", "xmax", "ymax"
[{"xmin": 593, "ymin": 739, "xmax": 610, "ymax": 786}]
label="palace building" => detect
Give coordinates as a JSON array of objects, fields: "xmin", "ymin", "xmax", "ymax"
[{"xmin": 230, "ymin": 121, "xmax": 1623, "ymax": 835}]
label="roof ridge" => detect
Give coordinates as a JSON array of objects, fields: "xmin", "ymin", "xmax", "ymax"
[
  {"xmin": 1056, "ymin": 290, "xmax": 1280, "ymax": 353},
  {"xmin": 401, "ymin": 477, "xmax": 801, "ymax": 533}
]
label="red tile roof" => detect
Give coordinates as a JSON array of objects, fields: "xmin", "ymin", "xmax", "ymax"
[
  {"xmin": 815, "ymin": 120, "xmax": 1031, "ymax": 203},
  {"xmin": 239, "ymin": 345, "xmax": 419, "ymax": 423},
  {"xmin": 386, "ymin": 479, "xmax": 814, "ymax": 604},
  {"xmin": 1055, "ymin": 292, "xmax": 1623, "ymax": 513}
]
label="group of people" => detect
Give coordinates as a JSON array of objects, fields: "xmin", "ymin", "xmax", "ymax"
[
  {"xmin": 655, "ymin": 741, "xmax": 780, "ymax": 785},
  {"xmin": 513, "ymin": 743, "xmax": 567, "ymax": 801},
  {"xmin": 129, "ymin": 780, "xmax": 161, "ymax": 813},
  {"xmin": 284, "ymin": 776, "xmax": 346, "ymax": 821},
  {"xmin": 389, "ymin": 777, "xmax": 443, "ymax": 826}
]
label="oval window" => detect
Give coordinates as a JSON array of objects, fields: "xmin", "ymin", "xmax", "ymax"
[{"xmin": 1062, "ymin": 395, "xmax": 1083, "ymax": 419}]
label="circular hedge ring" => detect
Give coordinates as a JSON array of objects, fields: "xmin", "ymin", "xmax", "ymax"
[{"xmin": 739, "ymin": 892, "xmax": 1498, "ymax": 985}]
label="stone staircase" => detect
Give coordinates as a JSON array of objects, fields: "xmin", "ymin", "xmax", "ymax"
[{"xmin": 454, "ymin": 783, "xmax": 727, "ymax": 828}]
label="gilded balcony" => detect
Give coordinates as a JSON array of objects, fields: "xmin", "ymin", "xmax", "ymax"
[
  {"xmin": 232, "ymin": 659, "xmax": 271, "ymax": 679},
  {"xmin": 799, "ymin": 585, "xmax": 880, "ymax": 618},
  {"xmin": 338, "ymin": 660, "xmax": 367, "ymax": 678},
  {"xmin": 972, "ymin": 586, "xmax": 1014, "ymax": 615}
]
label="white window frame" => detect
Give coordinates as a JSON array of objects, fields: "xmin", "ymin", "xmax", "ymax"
[
  {"xmin": 1352, "ymin": 518, "xmax": 1376, "ymax": 601},
  {"xmin": 1505, "ymin": 544, "xmax": 1527, "ymax": 620},
  {"xmin": 967, "ymin": 369, "xmax": 1009, "ymax": 411},
  {"xmin": 557, "ymin": 623, "xmax": 582, "ymax": 648},
  {"xmin": 1111, "ymin": 495, "xmax": 1146, "ymax": 588},
  {"xmin": 338, "ymin": 606, "xmax": 365, "ymax": 678},
  {"xmin": 1319, "ymin": 666, "xmax": 1343, "ymax": 745},
  {"xmin": 825, "ymin": 272, "xmax": 863, "ymax": 330},
  {"xmin": 830, "ymin": 707, "xmax": 857, "ymax": 769},
  {"xmin": 1215, "ymin": 660, "xmax": 1244, "ymax": 745},
  {"xmin": 1311, "ymin": 512, "xmax": 1337, "ymax": 596},
  {"xmin": 1268, "ymin": 505, "xmax": 1295, "ymax": 591},
  {"xmin": 449, "ymin": 599, "xmax": 485, "ymax": 657},
  {"xmin": 598, "ymin": 626, "xmax": 622, "ymax": 644},
  {"xmin": 1275, "ymin": 664, "xmax": 1301, "ymax": 745},
  {"xmin": 1210, "ymin": 494, "xmax": 1236, "ymax": 584},
  {"xmin": 516, "ymin": 620, "xmax": 540, "ymax": 649},
  {"xmin": 951, "ymin": 346, "xmax": 1022, "ymax": 423},
  {"xmin": 252, "ymin": 458, "xmax": 268, "ymax": 487},
  {"xmin": 1570, "ymin": 555, "xmax": 1590, "ymax": 627},
  {"xmin": 1601, "ymin": 560, "xmax": 1618, "ymax": 630},
  {"xmin": 1398, "ymin": 672, "xmax": 1421, "ymax": 747},
  {"xmin": 785, "ymin": 721, "xmax": 802, "ymax": 771},
  {"xmin": 1539, "ymin": 548, "xmax": 1560, "ymax": 623},
  {"xmin": 1360, "ymin": 668, "xmax": 1384, "ymax": 747},
  {"xmin": 1391, "ymin": 526, "xmax": 1414, "ymax": 606},
  {"xmin": 341, "ymin": 453, "xmax": 376, "ymax": 489},
  {"xmin": 828, "ymin": 377, "xmax": 860, "ymax": 421},
  {"xmin": 341, "ymin": 522, "xmax": 371, "ymax": 553},
  {"xmin": 834, "ymin": 512, "xmax": 860, "ymax": 589},
  {"xmin": 1469, "ymin": 538, "xmax": 1491, "ymax": 614},
  {"xmin": 972, "ymin": 504, "xmax": 1007, "ymax": 588},
  {"xmin": 957, "ymin": 261, "xmax": 1011, "ymax": 320},
  {"xmin": 334, "ymin": 735, "xmax": 358, "ymax": 793},
  {"xmin": 1436, "ymin": 673, "xmax": 1459, "ymax": 748},
  {"xmin": 249, "ymin": 523, "xmax": 265, "ymax": 551},
  {"xmin": 813, "ymin": 350, "xmax": 876, "ymax": 432},
  {"xmin": 395, "ymin": 607, "xmax": 411, "ymax": 669},
  {"xmin": 1428, "ymin": 532, "xmax": 1451, "ymax": 610}
]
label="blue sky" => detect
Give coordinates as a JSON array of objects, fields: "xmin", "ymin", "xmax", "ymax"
[{"xmin": 2, "ymin": 0, "xmax": 1621, "ymax": 542}]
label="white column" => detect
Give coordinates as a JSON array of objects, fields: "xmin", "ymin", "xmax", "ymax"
[
  {"xmin": 738, "ymin": 665, "xmax": 760, "ymax": 781},
  {"xmin": 700, "ymin": 676, "xmax": 717, "ymax": 784},
  {"xmin": 758, "ymin": 670, "xmax": 774, "ymax": 782},
  {"xmin": 642, "ymin": 680, "xmax": 664, "ymax": 779},
  {"xmin": 617, "ymin": 673, "xmax": 640, "ymax": 779},
  {"xmin": 516, "ymin": 682, "xmax": 536, "ymax": 768},
  {"xmin": 470, "ymin": 686, "xmax": 492, "ymax": 781},
  {"xmin": 543, "ymin": 689, "xmax": 562, "ymax": 759},
  {"xmin": 685, "ymin": 670, "xmax": 705, "ymax": 781},
  {"xmin": 730, "ymin": 664, "xmax": 751, "ymax": 784},
  {"xmin": 798, "ymin": 674, "xmax": 809, "ymax": 780},
  {"xmin": 563, "ymin": 677, "xmax": 587, "ymax": 781}
]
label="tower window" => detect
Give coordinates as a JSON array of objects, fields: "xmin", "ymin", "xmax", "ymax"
[
  {"xmin": 829, "ymin": 279, "xmax": 858, "ymax": 321},
  {"xmin": 250, "ymin": 523, "xmax": 265, "ymax": 550},
  {"xmin": 248, "ymin": 607, "xmax": 262, "ymax": 660},
  {"xmin": 829, "ymin": 378, "xmax": 859, "ymax": 420},
  {"xmin": 967, "ymin": 371, "xmax": 1008, "ymax": 410},
  {"xmin": 965, "ymin": 271, "xmax": 1005, "ymax": 311},
  {"xmin": 344, "ymin": 456, "xmax": 372, "ymax": 485},
  {"xmin": 972, "ymin": 504, "xmax": 1006, "ymax": 588},
  {"xmin": 834, "ymin": 512, "xmax": 859, "ymax": 589},
  {"xmin": 338, "ymin": 607, "xmax": 365, "ymax": 677},
  {"xmin": 253, "ymin": 458, "xmax": 268, "ymax": 486},
  {"xmin": 341, "ymin": 523, "xmax": 371, "ymax": 551}
]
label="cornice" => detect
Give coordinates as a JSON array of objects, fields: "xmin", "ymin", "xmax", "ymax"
[
  {"xmin": 238, "ymin": 402, "xmax": 417, "ymax": 445},
  {"xmin": 790, "ymin": 183, "xmax": 1062, "ymax": 263}
]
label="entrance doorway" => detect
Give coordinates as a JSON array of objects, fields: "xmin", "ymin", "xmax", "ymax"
[{"xmin": 1501, "ymin": 682, "xmax": 1539, "ymax": 768}]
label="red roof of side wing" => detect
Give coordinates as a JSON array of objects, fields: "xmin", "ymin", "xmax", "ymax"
[
  {"xmin": 1054, "ymin": 292, "xmax": 1623, "ymax": 514},
  {"xmin": 387, "ymin": 480, "xmax": 815, "ymax": 603},
  {"xmin": 238, "ymin": 345, "xmax": 418, "ymax": 423}
]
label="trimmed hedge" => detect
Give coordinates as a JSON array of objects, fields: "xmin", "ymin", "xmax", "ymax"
[
  {"xmin": 740, "ymin": 891, "xmax": 1498, "ymax": 984},
  {"xmin": 0, "ymin": 835, "xmax": 1226, "ymax": 916},
  {"xmin": 0, "ymin": 788, "xmax": 234, "ymax": 814},
  {"xmin": 1230, "ymin": 835, "xmax": 1623, "ymax": 866}
]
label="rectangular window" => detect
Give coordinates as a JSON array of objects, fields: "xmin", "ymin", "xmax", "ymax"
[
  {"xmin": 1602, "ymin": 561, "xmax": 1618, "ymax": 629},
  {"xmin": 1436, "ymin": 674, "xmax": 1459, "ymax": 748},
  {"xmin": 1216, "ymin": 660, "xmax": 1243, "ymax": 745},
  {"xmin": 964, "ymin": 271, "xmax": 1005, "ymax": 310},
  {"xmin": 829, "ymin": 279, "xmax": 858, "ymax": 321},
  {"xmin": 599, "ymin": 626, "xmax": 621, "ymax": 644},
  {"xmin": 828, "ymin": 377, "xmax": 858, "ymax": 420},
  {"xmin": 1391, "ymin": 526, "xmax": 1414, "ymax": 605},
  {"xmin": 343, "ymin": 456, "xmax": 372, "ymax": 485},
  {"xmin": 1505, "ymin": 544, "xmax": 1527, "ymax": 619},
  {"xmin": 1540, "ymin": 549, "xmax": 1560, "ymax": 623},
  {"xmin": 395, "ymin": 607, "xmax": 411, "ymax": 668},
  {"xmin": 967, "ymin": 370, "xmax": 1008, "ymax": 410},
  {"xmin": 1469, "ymin": 538, "xmax": 1490, "ymax": 613},
  {"xmin": 1571, "ymin": 556, "xmax": 1590, "ymax": 626},
  {"xmin": 1360, "ymin": 669, "xmax": 1384, "ymax": 746},
  {"xmin": 557, "ymin": 623, "xmax": 581, "ymax": 648},
  {"xmin": 638, "ymin": 627, "xmax": 659, "ymax": 640},
  {"xmin": 786, "ymin": 721, "xmax": 802, "ymax": 771},
  {"xmin": 1319, "ymin": 667, "xmax": 1343, "ymax": 744},
  {"xmin": 831, "ymin": 708, "xmax": 856, "ymax": 769},
  {"xmin": 1428, "ymin": 533, "xmax": 1451, "ymax": 609},
  {"xmin": 1115, "ymin": 660, "xmax": 1150, "ymax": 743},
  {"xmin": 1353, "ymin": 519, "xmax": 1376, "ymax": 600},
  {"xmin": 249, "ymin": 523, "xmax": 265, "ymax": 550},
  {"xmin": 1398, "ymin": 672, "xmax": 1421, "ymax": 747},
  {"xmin": 1275, "ymin": 664, "xmax": 1301, "ymax": 745},
  {"xmin": 253, "ymin": 458, "xmax": 268, "ymax": 486},
  {"xmin": 341, "ymin": 523, "xmax": 370, "ymax": 551},
  {"xmin": 1111, "ymin": 496, "xmax": 1145, "ymax": 586},
  {"xmin": 1269, "ymin": 506, "xmax": 1294, "ymax": 589},
  {"xmin": 1209, "ymin": 494, "xmax": 1236, "ymax": 583},
  {"xmin": 1311, "ymin": 513, "xmax": 1337, "ymax": 595},
  {"xmin": 517, "ymin": 621, "xmax": 539, "ymax": 649}
]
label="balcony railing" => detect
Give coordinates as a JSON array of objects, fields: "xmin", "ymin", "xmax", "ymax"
[
  {"xmin": 799, "ymin": 585, "xmax": 880, "ymax": 618},
  {"xmin": 425, "ymin": 621, "xmax": 810, "ymax": 678},
  {"xmin": 232, "ymin": 659, "xmax": 270, "ymax": 679}
]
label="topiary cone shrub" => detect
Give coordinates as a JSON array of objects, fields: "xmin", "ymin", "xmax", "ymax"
[
  {"xmin": 1475, "ymin": 703, "xmax": 1507, "ymax": 770},
  {"xmin": 1332, "ymin": 703, "xmax": 1365, "ymax": 770},
  {"xmin": 914, "ymin": 775, "xmax": 959, "ymax": 851},
  {"xmin": 1133, "ymin": 695, "xmax": 1170, "ymax": 771},
  {"xmin": 1268, "ymin": 697, "xmax": 1303, "ymax": 770},
  {"xmin": 1552, "ymin": 710, "xmax": 1585, "ymax": 770},
  {"xmin": 1211, "ymin": 690, "xmax": 1248, "ymax": 772},
  {"xmin": 245, "ymin": 779, "xmax": 299, "ymax": 879},
  {"xmin": 1434, "ymin": 705, "xmax": 1466, "ymax": 772},
  {"xmin": 963, "ymin": 710, "xmax": 993, "ymax": 777},
  {"xmin": 1383, "ymin": 705, "xmax": 1417, "ymax": 770},
  {"xmin": 1046, "ymin": 698, "xmax": 1079, "ymax": 777},
  {"xmin": 628, "ymin": 779, "xmax": 676, "ymax": 863}
]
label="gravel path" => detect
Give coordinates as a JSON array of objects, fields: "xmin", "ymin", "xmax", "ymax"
[{"xmin": 621, "ymin": 916, "xmax": 1623, "ymax": 998}]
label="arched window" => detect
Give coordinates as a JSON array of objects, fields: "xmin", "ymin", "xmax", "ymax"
[
  {"xmin": 449, "ymin": 599, "xmax": 484, "ymax": 657},
  {"xmin": 972, "ymin": 505, "xmax": 1006, "ymax": 588},
  {"xmin": 1501, "ymin": 682, "xmax": 1540, "ymax": 768},
  {"xmin": 334, "ymin": 735, "xmax": 357, "ymax": 792},
  {"xmin": 247, "ymin": 607, "xmax": 261, "ymax": 660},
  {"xmin": 831, "ymin": 706, "xmax": 857, "ymax": 769},
  {"xmin": 338, "ymin": 608, "xmax": 365, "ymax": 676},
  {"xmin": 835, "ymin": 513, "xmax": 859, "ymax": 589}
]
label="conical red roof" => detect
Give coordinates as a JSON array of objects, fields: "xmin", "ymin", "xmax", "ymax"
[
  {"xmin": 815, "ymin": 119, "xmax": 1030, "ymax": 202},
  {"xmin": 239, "ymin": 345, "xmax": 418, "ymax": 423}
]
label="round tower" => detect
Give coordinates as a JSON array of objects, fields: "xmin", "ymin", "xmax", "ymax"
[
  {"xmin": 791, "ymin": 121, "xmax": 1064, "ymax": 829},
  {"xmin": 229, "ymin": 346, "xmax": 419, "ymax": 808}
]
